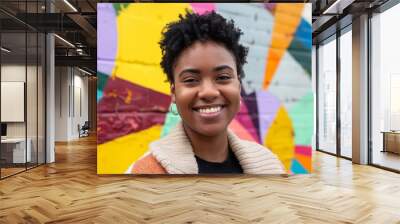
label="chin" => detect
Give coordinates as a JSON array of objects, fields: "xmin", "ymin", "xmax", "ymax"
[{"xmin": 194, "ymin": 123, "xmax": 228, "ymax": 137}]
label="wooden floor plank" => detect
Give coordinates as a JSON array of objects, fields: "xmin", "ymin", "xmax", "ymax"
[{"xmin": 0, "ymin": 135, "xmax": 399, "ymax": 223}]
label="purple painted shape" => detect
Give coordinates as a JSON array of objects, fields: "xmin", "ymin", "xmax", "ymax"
[
  {"xmin": 241, "ymin": 90, "xmax": 260, "ymax": 142},
  {"xmin": 190, "ymin": 3, "xmax": 215, "ymax": 15},
  {"xmin": 256, "ymin": 91, "xmax": 281, "ymax": 144},
  {"xmin": 264, "ymin": 3, "xmax": 276, "ymax": 13},
  {"xmin": 97, "ymin": 4, "xmax": 118, "ymax": 75},
  {"xmin": 97, "ymin": 60, "xmax": 115, "ymax": 77}
]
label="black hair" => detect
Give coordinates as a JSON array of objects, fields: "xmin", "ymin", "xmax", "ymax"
[{"xmin": 159, "ymin": 10, "xmax": 248, "ymax": 84}]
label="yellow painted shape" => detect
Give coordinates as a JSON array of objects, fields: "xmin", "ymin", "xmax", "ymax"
[
  {"xmin": 114, "ymin": 3, "xmax": 192, "ymax": 95},
  {"xmin": 263, "ymin": 3, "xmax": 304, "ymax": 89},
  {"xmin": 264, "ymin": 106, "xmax": 295, "ymax": 171},
  {"xmin": 97, "ymin": 125, "xmax": 163, "ymax": 174}
]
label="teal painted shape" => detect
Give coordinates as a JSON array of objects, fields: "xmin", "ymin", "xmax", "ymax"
[
  {"xmin": 288, "ymin": 91, "xmax": 314, "ymax": 145},
  {"xmin": 97, "ymin": 71, "xmax": 109, "ymax": 102},
  {"xmin": 287, "ymin": 18, "xmax": 312, "ymax": 76},
  {"xmin": 97, "ymin": 71, "xmax": 109, "ymax": 92},
  {"xmin": 112, "ymin": 3, "xmax": 130, "ymax": 16},
  {"xmin": 290, "ymin": 159, "xmax": 308, "ymax": 174},
  {"xmin": 97, "ymin": 90, "xmax": 103, "ymax": 102},
  {"xmin": 161, "ymin": 104, "xmax": 181, "ymax": 137}
]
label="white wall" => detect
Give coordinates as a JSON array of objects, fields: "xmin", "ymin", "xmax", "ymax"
[
  {"xmin": 1, "ymin": 63, "xmax": 45, "ymax": 164},
  {"xmin": 1, "ymin": 65, "xmax": 37, "ymax": 138},
  {"xmin": 55, "ymin": 66, "xmax": 69, "ymax": 141},
  {"xmin": 54, "ymin": 67, "xmax": 89, "ymax": 141},
  {"xmin": 73, "ymin": 73, "xmax": 89, "ymax": 138}
]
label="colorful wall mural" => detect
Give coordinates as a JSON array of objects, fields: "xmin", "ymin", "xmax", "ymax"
[{"xmin": 97, "ymin": 3, "xmax": 313, "ymax": 174}]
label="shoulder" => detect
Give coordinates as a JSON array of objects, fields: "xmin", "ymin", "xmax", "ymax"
[{"xmin": 130, "ymin": 153, "xmax": 167, "ymax": 174}]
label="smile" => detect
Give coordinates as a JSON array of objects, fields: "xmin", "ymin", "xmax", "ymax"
[
  {"xmin": 198, "ymin": 106, "xmax": 221, "ymax": 114},
  {"xmin": 193, "ymin": 105, "xmax": 225, "ymax": 117}
]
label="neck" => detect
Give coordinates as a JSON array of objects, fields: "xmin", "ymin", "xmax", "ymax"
[{"xmin": 183, "ymin": 123, "xmax": 229, "ymax": 163}]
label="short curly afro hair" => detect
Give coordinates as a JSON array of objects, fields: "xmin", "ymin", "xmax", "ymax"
[{"xmin": 159, "ymin": 10, "xmax": 248, "ymax": 84}]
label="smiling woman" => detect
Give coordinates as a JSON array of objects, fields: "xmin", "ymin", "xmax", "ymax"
[{"xmin": 128, "ymin": 11, "xmax": 285, "ymax": 175}]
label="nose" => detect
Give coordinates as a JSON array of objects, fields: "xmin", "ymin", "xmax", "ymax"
[{"xmin": 198, "ymin": 80, "xmax": 220, "ymax": 101}]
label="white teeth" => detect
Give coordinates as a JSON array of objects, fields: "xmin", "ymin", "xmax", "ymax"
[{"xmin": 198, "ymin": 106, "xmax": 221, "ymax": 114}]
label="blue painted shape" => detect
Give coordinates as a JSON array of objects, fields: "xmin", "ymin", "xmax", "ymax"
[
  {"xmin": 294, "ymin": 18, "xmax": 312, "ymax": 49},
  {"xmin": 290, "ymin": 159, "xmax": 308, "ymax": 174},
  {"xmin": 287, "ymin": 18, "xmax": 312, "ymax": 76},
  {"xmin": 97, "ymin": 90, "xmax": 103, "ymax": 102}
]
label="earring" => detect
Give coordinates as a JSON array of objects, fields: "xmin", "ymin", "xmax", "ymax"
[{"xmin": 169, "ymin": 103, "xmax": 179, "ymax": 116}]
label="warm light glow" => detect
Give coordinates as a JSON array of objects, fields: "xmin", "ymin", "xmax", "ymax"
[
  {"xmin": 78, "ymin": 67, "xmax": 93, "ymax": 76},
  {"xmin": 1, "ymin": 47, "xmax": 11, "ymax": 53},
  {"xmin": 322, "ymin": 0, "xmax": 342, "ymax": 14},
  {"xmin": 54, "ymin": 34, "xmax": 75, "ymax": 48},
  {"xmin": 63, "ymin": 0, "xmax": 78, "ymax": 12}
]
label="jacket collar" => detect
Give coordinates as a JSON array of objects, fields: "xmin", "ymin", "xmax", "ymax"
[{"xmin": 149, "ymin": 122, "xmax": 285, "ymax": 174}]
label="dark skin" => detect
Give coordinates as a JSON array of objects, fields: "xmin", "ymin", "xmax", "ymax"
[{"xmin": 171, "ymin": 40, "xmax": 241, "ymax": 162}]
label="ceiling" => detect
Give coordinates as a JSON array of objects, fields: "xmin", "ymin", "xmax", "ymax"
[
  {"xmin": 312, "ymin": 0, "xmax": 389, "ymax": 43},
  {"xmin": 0, "ymin": 0, "xmax": 395, "ymax": 71},
  {"xmin": 0, "ymin": 0, "xmax": 97, "ymax": 72}
]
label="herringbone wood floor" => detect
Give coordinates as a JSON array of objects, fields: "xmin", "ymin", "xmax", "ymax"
[{"xmin": 1, "ymin": 135, "xmax": 400, "ymax": 224}]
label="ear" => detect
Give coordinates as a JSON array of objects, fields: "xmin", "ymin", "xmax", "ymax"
[{"xmin": 170, "ymin": 84, "xmax": 176, "ymax": 103}]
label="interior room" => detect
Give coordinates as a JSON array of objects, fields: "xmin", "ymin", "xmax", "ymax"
[{"xmin": 0, "ymin": 0, "xmax": 399, "ymax": 223}]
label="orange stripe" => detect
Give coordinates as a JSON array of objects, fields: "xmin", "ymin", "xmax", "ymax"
[
  {"xmin": 295, "ymin": 153, "xmax": 312, "ymax": 172},
  {"xmin": 263, "ymin": 3, "xmax": 305, "ymax": 90}
]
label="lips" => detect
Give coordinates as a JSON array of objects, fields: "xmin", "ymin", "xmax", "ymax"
[{"xmin": 192, "ymin": 104, "xmax": 226, "ymax": 118}]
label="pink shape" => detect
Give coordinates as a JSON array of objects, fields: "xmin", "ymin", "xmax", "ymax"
[
  {"xmin": 229, "ymin": 119, "xmax": 257, "ymax": 142},
  {"xmin": 295, "ymin": 145, "xmax": 312, "ymax": 156},
  {"xmin": 235, "ymin": 100, "xmax": 260, "ymax": 143},
  {"xmin": 264, "ymin": 3, "xmax": 276, "ymax": 13},
  {"xmin": 190, "ymin": 3, "xmax": 215, "ymax": 15}
]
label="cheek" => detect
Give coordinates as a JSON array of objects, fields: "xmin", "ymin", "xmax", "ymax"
[
  {"xmin": 174, "ymin": 87, "xmax": 194, "ymax": 109},
  {"xmin": 225, "ymin": 87, "xmax": 241, "ymax": 111}
]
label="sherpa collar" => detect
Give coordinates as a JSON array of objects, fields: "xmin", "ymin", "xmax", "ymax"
[{"xmin": 149, "ymin": 122, "xmax": 285, "ymax": 174}]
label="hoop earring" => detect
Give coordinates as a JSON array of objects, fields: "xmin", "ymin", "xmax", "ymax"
[{"xmin": 169, "ymin": 103, "xmax": 179, "ymax": 116}]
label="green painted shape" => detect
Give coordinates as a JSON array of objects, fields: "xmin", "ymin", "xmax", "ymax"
[
  {"xmin": 113, "ymin": 3, "xmax": 131, "ymax": 16},
  {"xmin": 97, "ymin": 71, "xmax": 109, "ymax": 92},
  {"xmin": 288, "ymin": 91, "xmax": 314, "ymax": 145},
  {"xmin": 161, "ymin": 104, "xmax": 181, "ymax": 137}
]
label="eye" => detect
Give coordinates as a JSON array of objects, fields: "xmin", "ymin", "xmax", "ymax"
[
  {"xmin": 183, "ymin": 78, "xmax": 198, "ymax": 83},
  {"xmin": 217, "ymin": 74, "xmax": 232, "ymax": 81}
]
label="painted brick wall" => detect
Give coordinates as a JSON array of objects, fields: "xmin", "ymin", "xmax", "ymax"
[{"xmin": 97, "ymin": 3, "xmax": 312, "ymax": 174}]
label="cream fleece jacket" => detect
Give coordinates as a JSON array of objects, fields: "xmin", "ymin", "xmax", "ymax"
[{"xmin": 128, "ymin": 122, "xmax": 286, "ymax": 175}]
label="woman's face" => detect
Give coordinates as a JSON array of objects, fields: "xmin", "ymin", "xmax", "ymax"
[{"xmin": 171, "ymin": 40, "xmax": 241, "ymax": 137}]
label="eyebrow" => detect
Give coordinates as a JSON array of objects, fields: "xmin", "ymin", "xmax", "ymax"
[
  {"xmin": 178, "ymin": 65, "xmax": 234, "ymax": 78},
  {"xmin": 213, "ymin": 65, "xmax": 234, "ymax": 72}
]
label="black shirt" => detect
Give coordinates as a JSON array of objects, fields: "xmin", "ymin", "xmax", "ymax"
[{"xmin": 195, "ymin": 148, "xmax": 243, "ymax": 174}]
